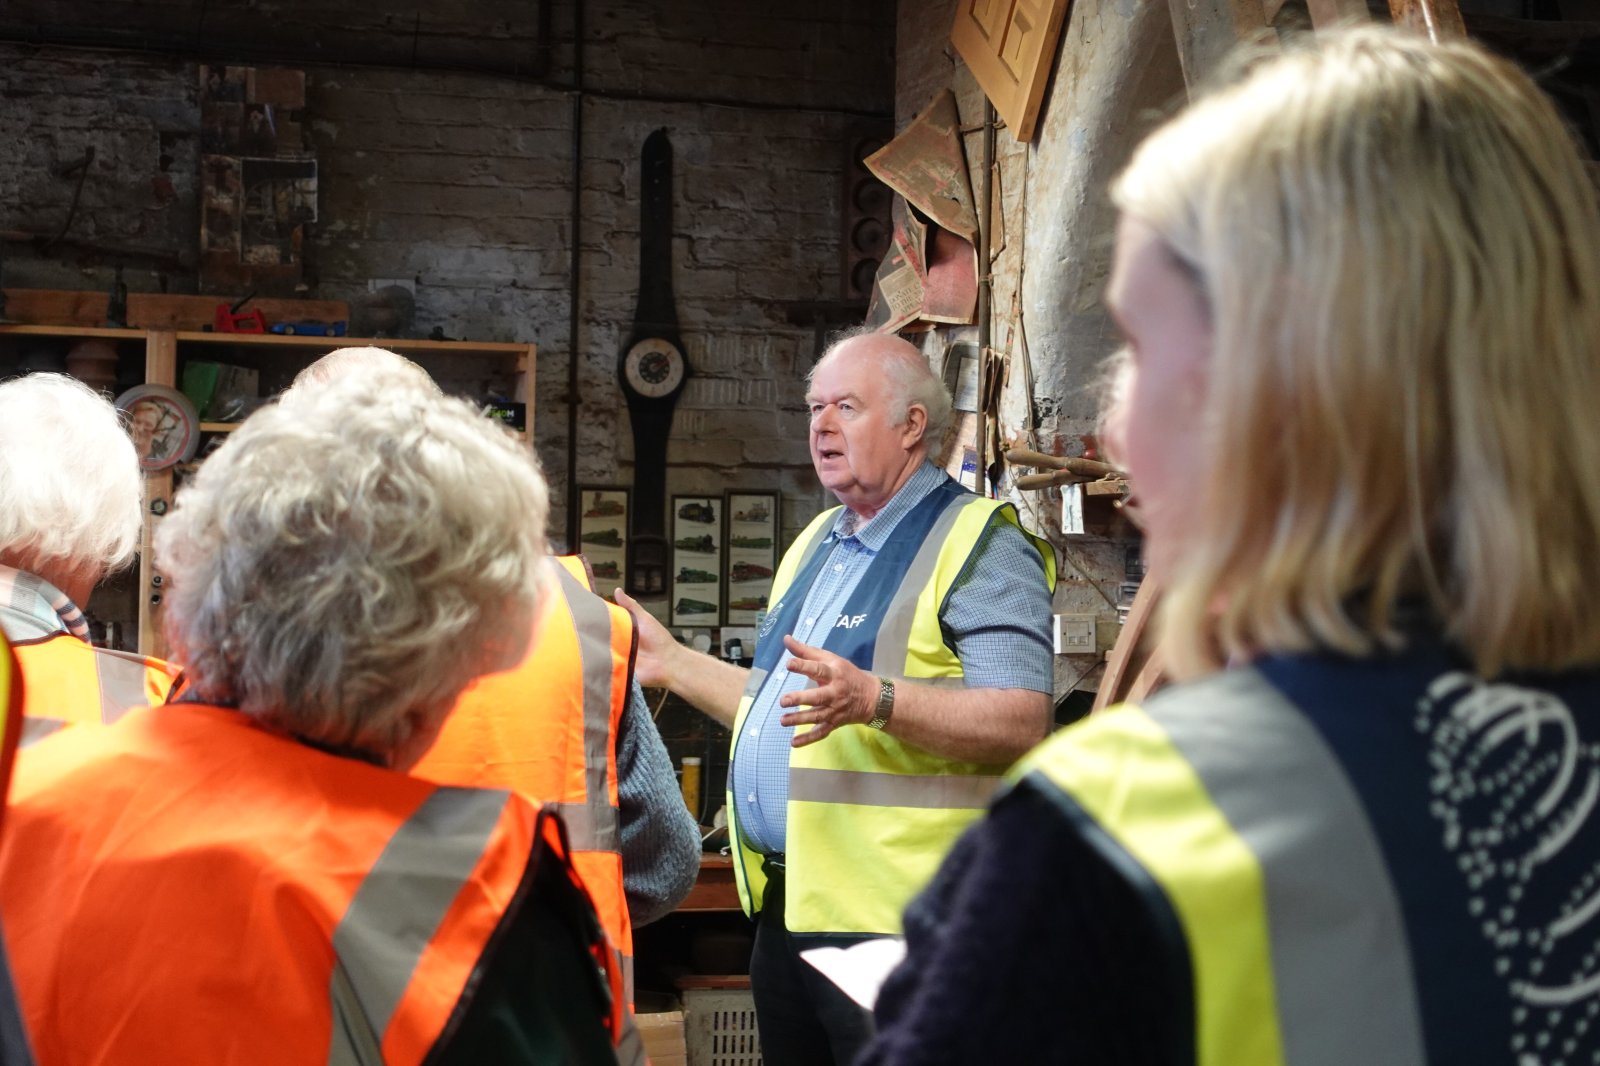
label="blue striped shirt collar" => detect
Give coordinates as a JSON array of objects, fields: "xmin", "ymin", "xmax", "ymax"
[{"xmin": 830, "ymin": 461, "xmax": 949, "ymax": 551}]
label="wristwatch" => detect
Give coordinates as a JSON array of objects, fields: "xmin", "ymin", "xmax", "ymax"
[{"xmin": 867, "ymin": 676, "xmax": 895, "ymax": 730}]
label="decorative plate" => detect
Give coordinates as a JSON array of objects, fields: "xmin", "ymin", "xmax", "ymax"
[{"xmin": 115, "ymin": 384, "xmax": 201, "ymax": 473}]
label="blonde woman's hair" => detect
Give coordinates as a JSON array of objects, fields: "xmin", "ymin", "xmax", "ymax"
[
  {"xmin": 1111, "ymin": 27, "xmax": 1600, "ymax": 679},
  {"xmin": 155, "ymin": 371, "xmax": 548, "ymax": 760}
]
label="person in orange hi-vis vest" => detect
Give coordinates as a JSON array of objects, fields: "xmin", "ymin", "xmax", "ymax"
[
  {"xmin": 294, "ymin": 348, "xmax": 700, "ymax": 1004},
  {"xmin": 0, "ymin": 370, "xmax": 642, "ymax": 1065},
  {"xmin": 415, "ymin": 555, "xmax": 646, "ymax": 1001},
  {"xmin": 0, "ymin": 374, "xmax": 179, "ymax": 746},
  {"xmin": 0, "ymin": 631, "xmax": 36, "ymax": 1064}
]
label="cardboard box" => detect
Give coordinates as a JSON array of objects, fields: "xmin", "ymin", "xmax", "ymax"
[{"xmin": 637, "ymin": 1009, "xmax": 686, "ymax": 1066}]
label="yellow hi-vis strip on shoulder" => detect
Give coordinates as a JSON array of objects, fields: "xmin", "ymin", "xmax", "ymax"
[{"xmin": 1015, "ymin": 667, "xmax": 1426, "ymax": 1066}]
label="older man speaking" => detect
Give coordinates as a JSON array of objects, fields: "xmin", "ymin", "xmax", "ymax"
[{"xmin": 617, "ymin": 330, "xmax": 1055, "ymax": 1065}]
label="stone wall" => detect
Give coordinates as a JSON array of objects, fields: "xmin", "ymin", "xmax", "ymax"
[
  {"xmin": 894, "ymin": 1, "xmax": 1185, "ymax": 701},
  {"xmin": 0, "ymin": 0, "xmax": 893, "ymax": 558}
]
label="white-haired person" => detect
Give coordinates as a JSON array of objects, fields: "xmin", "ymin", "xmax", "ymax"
[
  {"xmin": 861, "ymin": 27, "xmax": 1600, "ymax": 1066},
  {"xmin": 616, "ymin": 328, "xmax": 1057, "ymax": 1066},
  {"xmin": 0, "ymin": 373, "xmax": 178, "ymax": 744},
  {"xmin": 285, "ymin": 347, "xmax": 699, "ymax": 1004},
  {"xmin": 0, "ymin": 372, "xmax": 640, "ymax": 1065}
]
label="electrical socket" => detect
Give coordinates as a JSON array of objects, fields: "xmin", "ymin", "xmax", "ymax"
[{"xmin": 1054, "ymin": 614, "xmax": 1097, "ymax": 655}]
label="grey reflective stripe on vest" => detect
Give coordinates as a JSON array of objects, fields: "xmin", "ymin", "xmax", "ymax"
[
  {"xmin": 20, "ymin": 717, "xmax": 65, "ymax": 747},
  {"xmin": 326, "ymin": 787, "xmax": 513, "ymax": 1066},
  {"xmin": 1145, "ymin": 669, "xmax": 1428, "ymax": 1066},
  {"xmin": 93, "ymin": 649, "xmax": 155, "ymax": 724},
  {"xmin": 554, "ymin": 565, "xmax": 622, "ymax": 855},
  {"xmin": 614, "ymin": 1005, "xmax": 647, "ymax": 1066},
  {"xmin": 552, "ymin": 801, "xmax": 620, "ymax": 853},
  {"xmin": 789, "ymin": 766, "xmax": 1001, "ymax": 809},
  {"xmin": 870, "ymin": 495, "xmax": 977, "ymax": 676},
  {"xmin": 18, "ymin": 649, "xmax": 153, "ymax": 747}
]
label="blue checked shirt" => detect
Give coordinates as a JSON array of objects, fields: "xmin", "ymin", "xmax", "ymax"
[{"xmin": 731, "ymin": 463, "xmax": 1054, "ymax": 855}]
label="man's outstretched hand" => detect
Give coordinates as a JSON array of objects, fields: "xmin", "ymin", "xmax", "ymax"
[
  {"xmin": 613, "ymin": 588, "xmax": 679, "ymax": 689},
  {"xmin": 778, "ymin": 635, "xmax": 878, "ymax": 748}
]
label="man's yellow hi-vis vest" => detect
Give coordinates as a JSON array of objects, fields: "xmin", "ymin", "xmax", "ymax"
[{"xmin": 730, "ymin": 477, "xmax": 1055, "ymax": 935}]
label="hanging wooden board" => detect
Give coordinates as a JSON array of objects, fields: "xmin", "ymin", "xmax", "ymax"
[
  {"xmin": 949, "ymin": 0, "xmax": 1072, "ymax": 144},
  {"xmin": 1, "ymin": 289, "xmax": 346, "ymax": 331}
]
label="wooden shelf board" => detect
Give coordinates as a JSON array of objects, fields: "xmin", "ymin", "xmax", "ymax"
[
  {"xmin": 0, "ymin": 324, "xmax": 146, "ymax": 339},
  {"xmin": 172, "ymin": 331, "xmax": 533, "ymax": 355}
]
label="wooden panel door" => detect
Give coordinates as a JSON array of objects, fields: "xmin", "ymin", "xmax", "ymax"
[{"xmin": 950, "ymin": 0, "xmax": 1072, "ymax": 143}]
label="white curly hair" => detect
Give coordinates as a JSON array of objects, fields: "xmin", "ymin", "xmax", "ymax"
[
  {"xmin": 155, "ymin": 369, "xmax": 548, "ymax": 761},
  {"xmin": 0, "ymin": 373, "xmax": 142, "ymax": 594}
]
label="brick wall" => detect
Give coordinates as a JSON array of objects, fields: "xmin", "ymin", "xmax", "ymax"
[
  {"xmin": 0, "ymin": 47, "xmax": 198, "ymax": 288},
  {"xmin": 0, "ymin": 0, "xmax": 893, "ymax": 560}
]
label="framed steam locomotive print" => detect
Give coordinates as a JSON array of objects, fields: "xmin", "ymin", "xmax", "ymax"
[
  {"xmin": 576, "ymin": 486, "xmax": 629, "ymax": 590},
  {"xmin": 723, "ymin": 491, "xmax": 778, "ymax": 626},
  {"xmin": 670, "ymin": 494, "xmax": 722, "ymax": 627}
]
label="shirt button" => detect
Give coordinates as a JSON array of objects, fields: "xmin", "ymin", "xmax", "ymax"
[
  {"xmin": 749, "ymin": 729, "xmax": 759, "ymax": 738},
  {"xmin": 747, "ymin": 793, "xmax": 756, "ymax": 803},
  {"xmin": 834, "ymin": 564, "xmax": 843, "ymax": 572},
  {"xmin": 805, "ymin": 618, "xmax": 814, "ymax": 626}
]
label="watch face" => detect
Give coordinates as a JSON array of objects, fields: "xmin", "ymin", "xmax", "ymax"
[{"xmin": 623, "ymin": 338, "xmax": 686, "ymax": 399}]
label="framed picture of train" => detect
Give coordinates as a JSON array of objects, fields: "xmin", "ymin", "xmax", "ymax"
[
  {"xmin": 670, "ymin": 494, "xmax": 723, "ymax": 627},
  {"xmin": 575, "ymin": 486, "xmax": 629, "ymax": 592},
  {"xmin": 723, "ymin": 491, "xmax": 778, "ymax": 626}
]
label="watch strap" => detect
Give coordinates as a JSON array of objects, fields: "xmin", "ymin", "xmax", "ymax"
[{"xmin": 867, "ymin": 676, "xmax": 895, "ymax": 730}]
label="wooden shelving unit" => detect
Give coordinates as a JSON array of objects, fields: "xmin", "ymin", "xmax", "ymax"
[{"xmin": 0, "ymin": 316, "xmax": 536, "ymax": 659}]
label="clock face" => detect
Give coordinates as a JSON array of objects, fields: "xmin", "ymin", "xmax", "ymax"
[{"xmin": 623, "ymin": 337, "xmax": 686, "ymax": 399}]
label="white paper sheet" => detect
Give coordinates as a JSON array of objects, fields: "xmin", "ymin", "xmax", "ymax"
[{"xmin": 800, "ymin": 937, "xmax": 908, "ymax": 1010}]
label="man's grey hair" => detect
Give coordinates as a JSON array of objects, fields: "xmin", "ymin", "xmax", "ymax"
[
  {"xmin": 808, "ymin": 327, "xmax": 954, "ymax": 444},
  {"xmin": 0, "ymin": 373, "xmax": 141, "ymax": 589},
  {"xmin": 287, "ymin": 346, "xmax": 441, "ymax": 396},
  {"xmin": 155, "ymin": 371, "xmax": 548, "ymax": 761}
]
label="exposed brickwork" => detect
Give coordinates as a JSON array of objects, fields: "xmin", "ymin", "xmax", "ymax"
[
  {"xmin": 0, "ymin": 1, "xmax": 894, "ymax": 572},
  {"xmin": 0, "ymin": 47, "xmax": 197, "ymax": 289}
]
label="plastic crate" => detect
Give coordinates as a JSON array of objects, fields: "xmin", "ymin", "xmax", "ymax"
[{"xmin": 683, "ymin": 986, "xmax": 763, "ymax": 1066}]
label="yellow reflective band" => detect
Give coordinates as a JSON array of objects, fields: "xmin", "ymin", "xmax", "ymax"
[{"xmin": 1023, "ymin": 709, "xmax": 1287, "ymax": 1066}]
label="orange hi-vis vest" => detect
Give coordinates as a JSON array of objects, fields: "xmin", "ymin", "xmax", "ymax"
[
  {"xmin": 0, "ymin": 701, "xmax": 631, "ymax": 1065},
  {"xmin": 11, "ymin": 632, "xmax": 178, "ymax": 746},
  {"xmin": 413, "ymin": 555, "xmax": 637, "ymax": 993},
  {"xmin": 0, "ymin": 632, "xmax": 21, "ymax": 831},
  {"xmin": 0, "ymin": 631, "xmax": 37, "ymax": 1066}
]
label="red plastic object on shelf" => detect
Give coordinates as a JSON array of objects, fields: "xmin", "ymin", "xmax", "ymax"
[{"xmin": 213, "ymin": 301, "xmax": 266, "ymax": 333}]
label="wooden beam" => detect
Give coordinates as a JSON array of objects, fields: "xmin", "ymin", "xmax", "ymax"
[
  {"xmin": 1, "ymin": 289, "xmax": 347, "ymax": 331},
  {"xmin": 1306, "ymin": 0, "xmax": 1371, "ymax": 28},
  {"xmin": 1092, "ymin": 574, "xmax": 1166, "ymax": 713},
  {"xmin": 1, "ymin": 288, "xmax": 106, "ymax": 327},
  {"xmin": 138, "ymin": 330, "xmax": 178, "ymax": 662},
  {"xmin": 1389, "ymin": 0, "xmax": 1467, "ymax": 41},
  {"xmin": 1168, "ymin": 0, "xmax": 1277, "ymax": 93}
]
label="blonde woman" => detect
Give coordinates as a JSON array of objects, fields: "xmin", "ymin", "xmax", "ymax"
[{"xmin": 862, "ymin": 28, "xmax": 1600, "ymax": 1066}]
